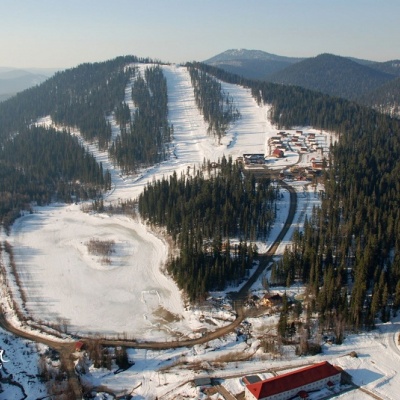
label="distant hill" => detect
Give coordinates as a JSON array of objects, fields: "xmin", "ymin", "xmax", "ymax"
[
  {"xmin": 203, "ymin": 49, "xmax": 303, "ymax": 80},
  {"xmin": 204, "ymin": 50, "xmax": 400, "ymax": 115},
  {"xmin": 265, "ymin": 53, "xmax": 396, "ymax": 100},
  {"xmin": 0, "ymin": 67, "xmax": 58, "ymax": 101},
  {"xmin": 367, "ymin": 60, "xmax": 400, "ymax": 77},
  {"xmin": 357, "ymin": 77, "xmax": 400, "ymax": 117}
]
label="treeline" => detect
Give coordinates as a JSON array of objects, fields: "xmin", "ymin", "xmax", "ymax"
[
  {"xmin": 138, "ymin": 156, "xmax": 276, "ymax": 300},
  {"xmin": 187, "ymin": 61, "xmax": 375, "ymax": 133},
  {"xmin": 187, "ymin": 65, "xmax": 240, "ymax": 142},
  {"xmin": 0, "ymin": 126, "xmax": 106, "ymax": 227},
  {"xmin": 109, "ymin": 65, "xmax": 172, "ymax": 173},
  {"xmin": 0, "ymin": 56, "xmax": 157, "ymax": 226},
  {"xmin": 358, "ymin": 77, "xmax": 400, "ymax": 118},
  {"xmin": 0, "ymin": 56, "xmax": 144, "ymax": 148},
  {"xmin": 191, "ymin": 61, "xmax": 400, "ymax": 331},
  {"xmin": 270, "ymin": 107, "xmax": 400, "ymax": 333}
]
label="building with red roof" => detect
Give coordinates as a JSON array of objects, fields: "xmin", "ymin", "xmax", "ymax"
[
  {"xmin": 311, "ymin": 158, "xmax": 325, "ymax": 170},
  {"xmin": 75, "ymin": 340, "xmax": 85, "ymax": 352},
  {"xmin": 272, "ymin": 148, "xmax": 284, "ymax": 158},
  {"xmin": 245, "ymin": 361, "xmax": 342, "ymax": 400}
]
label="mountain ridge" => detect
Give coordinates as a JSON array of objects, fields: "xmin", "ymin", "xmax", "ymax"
[
  {"xmin": 204, "ymin": 48, "xmax": 304, "ymax": 63},
  {"xmin": 265, "ymin": 53, "xmax": 395, "ymax": 100},
  {"xmin": 0, "ymin": 67, "xmax": 59, "ymax": 102},
  {"xmin": 204, "ymin": 49, "xmax": 400, "ymax": 115},
  {"xmin": 204, "ymin": 49, "xmax": 304, "ymax": 80}
]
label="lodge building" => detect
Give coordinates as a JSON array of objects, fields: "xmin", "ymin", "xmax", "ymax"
[{"xmin": 245, "ymin": 361, "xmax": 342, "ymax": 400}]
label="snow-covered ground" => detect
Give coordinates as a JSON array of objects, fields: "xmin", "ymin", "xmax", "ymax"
[
  {"xmin": 1, "ymin": 64, "xmax": 376, "ymax": 399},
  {"xmin": 79, "ymin": 317, "xmax": 400, "ymax": 399},
  {"xmin": 3, "ymin": 64, "xmax": 321, "ymax": 340},
  {"xmin": 0, "ymin": 326, "xmax": 48, "ymax": 399}
]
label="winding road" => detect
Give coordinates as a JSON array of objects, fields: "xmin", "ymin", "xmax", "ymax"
[{"xmin": 0, "ymin": 176, "xmax": 297, "ymax": 399}]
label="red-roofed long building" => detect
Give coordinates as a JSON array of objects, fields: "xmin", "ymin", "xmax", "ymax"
[{"xmin": 245, "ymin": 361, "xmax": 342, "ymax": 400}]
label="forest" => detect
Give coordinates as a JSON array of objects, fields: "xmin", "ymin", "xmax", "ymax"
[
  {"xmin": 187, "ymin": 65, "xmax": 240, "ymax": 142},
  {"xmin": 188, "ymin": 62, "xmax": 400, "ymax": 333},
  {"xmin": 109, "ymin": 65, "xmax": 172, "ymax": 172},
  {"xmin": 265, "ymin": 53, "xmax": 395, "ymax": 101},
  {"xmin": 0, "ymin": 126, "xmax": 106, "ymax": 228},
  {"xmin": 1, "ymin": 55, "xmax": 400, "ymax": 330},
  {"xmin": 0, "ymin": 56, "xmax": 142, "ymax": 147},
  {"xmin": 138, "ymin": 156, "xmax": 276, "ymax": 300},
  {"xmin": 0, "ymin": 56, "xmax": 156, "ymax": 227},
  {"xmin": 358, "ymin": 77, "xmax": 400, "ymax": 117}
]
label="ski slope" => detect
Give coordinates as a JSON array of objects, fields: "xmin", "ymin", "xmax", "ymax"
[
  {"xmin": 2, "ymin": 64, "xmax": 400, "ymax": 400},
  {"xmin": 3, "ymin": 65, "xmax": 319, "ymax": 339}
]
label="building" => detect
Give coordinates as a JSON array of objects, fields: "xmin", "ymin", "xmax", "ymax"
[
  {"xmin": 244, "ymin": 154, "xmax": 265, "ymax": 164},
  {"xmin": 243, "ymin": 375, "xmax": 262, "ymax": 385},
  {"xmin": 269, "ymin": 136, "xmax": 281, "ymax": 142},
  {"xmin": 245, "ymin": 361, "xmax": 342, "ymax": 400},
  {"xmin": 75, "ymin": 340, "xmax": 85, "ymax": 352},
  {"xmin": 194, "ymin": 377, "xmax": 211, "ymax": 387},
  {"xmin": 272, "ymin": 148, "xmax": 284, "ymax": 158},
  {"xmin": 311, "ymin": 158, "xmax": 325, "ymax": 170}
]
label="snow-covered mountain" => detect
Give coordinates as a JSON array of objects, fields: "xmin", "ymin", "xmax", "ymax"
[{"xmin": 204, "ymin": 48, "xmax": 304, "ymax": 79}]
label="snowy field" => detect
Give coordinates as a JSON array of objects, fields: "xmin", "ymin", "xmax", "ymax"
[
  {"xmin": 0, "ymin": 326, "xmax": 47, "ymax": 400},
  {"xmin": 2, "ymin": 64, "xmax": 382, "ymax": 399},
  {"xmin": 2, "ymin": 64, "xmax": 324, "ymax": 340},
  {"xmin": 79, "ymin": 318, "xmax": 400, "ymax": 399}
]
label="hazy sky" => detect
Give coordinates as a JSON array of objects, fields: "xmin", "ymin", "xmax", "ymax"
[{"xmin": 1, "ymin": 0, "xmax": 399, "ymax": 69}]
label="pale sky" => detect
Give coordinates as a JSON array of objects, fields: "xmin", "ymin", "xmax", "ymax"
[{"xmin": 1, "ymin": 0, "xmax": 399, "ymax": 69}]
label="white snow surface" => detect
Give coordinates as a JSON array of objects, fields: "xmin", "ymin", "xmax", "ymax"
[
  {"xmin": 5, "ymin": 64, "xmax": 313, "ymax": 340},
  {"xmin": 79, "ymin": 318, "xmax": 400, "ymax": 400},
  {"xmin": 8, "ymin": 208, "xmax": 186, "ymax": 339},
  {"xmin": 4, "ymin": 64, "xmax": 382, "ymax": 399},
  {"xmin": 0, "ymin": 327, "xmax": 47, "ymax": 399}
]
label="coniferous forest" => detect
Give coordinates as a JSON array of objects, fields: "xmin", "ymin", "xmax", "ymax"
[
  {"xmin": 138, "ymin": 156, "xmax": 276, "ymax": 300},
  {"xmin": 0, "ymin": 56, "xmax": 150, "ymax": 227},
  {"xmin": 0, "ymin": 126, "xmax": 105, "ymax": 228},
  {"xmin": 187, "ymin": 65, "xmax": 240, "ymax": 142},
  {"xmin": 189, "ymin": 62, "xmax": 400, "ymax": 332},
  {"xmin": 109, "ymin": 65, "xmax": 172, "ymax": 173},
  {"xmin": 1, "ymin": 55, "xmax": 400, "ymax": 329},
  {"xmin": 0, "ymin": 56, "xmax": 141, "ymax": 149}
]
